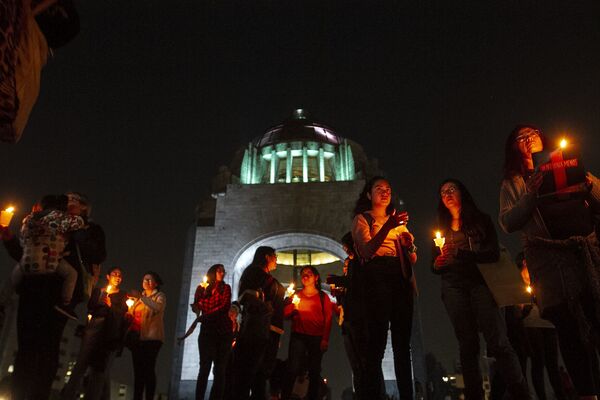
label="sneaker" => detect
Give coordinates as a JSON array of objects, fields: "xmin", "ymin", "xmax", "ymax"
[{"xmin": 55, "ymin": 304, "xmax": 78, "ymax": 321}]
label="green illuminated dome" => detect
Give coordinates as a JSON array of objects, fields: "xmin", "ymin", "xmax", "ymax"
[{"xmin": 239, "ymin": 109, "xmax": 364, "ymax": 184}]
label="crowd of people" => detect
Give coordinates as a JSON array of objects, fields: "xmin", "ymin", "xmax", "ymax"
[
  {"xmin": 1, "ymin": 123, "xmax": 600, "ymax": 400},
  {"xmin": 0, "ymin": 192, "xmax": 166, "ymax": 400}
]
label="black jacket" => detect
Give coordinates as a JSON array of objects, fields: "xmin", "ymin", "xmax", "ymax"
[{"xmin": 238, "ymin": 266, "xmax": 285, "ymax": 332}]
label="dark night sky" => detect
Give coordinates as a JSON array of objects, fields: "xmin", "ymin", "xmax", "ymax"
[{"xmin": 2, "ymin": 1, "xmax": 600, "ymax": 395}]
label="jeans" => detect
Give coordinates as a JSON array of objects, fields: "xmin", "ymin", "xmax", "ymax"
[
  {"xmin": 442, "ymin": 279, "xmax": 529, "ymax": 400},
  {"xmin": 341, "ymin": 320, "xmax": 369, "ymax": 399},
  {"xmin": 129, "ymin": 337, "xmax": 162, "ymax": 400},
  {"xmin": 364, "ymin": 257, "xmax": 414, "ymax": 400},
  {"xmin": 196, "ymin": 328, "xmax": 233, "ymax": 400},
  {"xmin": 525, "ymin": 327, "xmax": 567, "ymax": 400},
  {"xmin": 12, "ymin": 275, "xmax": 67, "ymax": 400},
  {"xmin": 61, "ymin": 316, "xmax": 110, "ymax": 400},
  {"xmin": 545, "ymin": 300, "xmax": 600, "ymax": 396},
  {"xmin": 228, "ymin": 330, "xmax": 280, "ymax": 400},
  {"xmin": 282, "ymin": 333, "xmax": 323, "ymax": 400},
  {"xmin": 12, "ymin": 258, "xmax": 78, "ymax": 304}
]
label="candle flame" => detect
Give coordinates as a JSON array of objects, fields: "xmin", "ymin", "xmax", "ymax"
[
  {"xmin": 203, "ymin": 276, "xmax": 208, "ymax": 283},
  {"xmin": 126, "ymin": 298, "xmax": 135, "ymax": 308},
  {"xmin": 292, "ymin": 294, "xmax": 300, "ymax": 305},
  {"xmin": 526, "ymin": 285, "xmax": 533, "ymax": 294},
  {"xmin": 106, "ymin": 285, "xmax": 113, "ymax": 294},
  {"xmin": 5, "ymin": 206, "xmax": 14, "ymax": 213},
  {"xmin": 560, "ymin": 138, "xmax": 568, "ymax": 149},
  {"xmin": 435, "ymin": 231, "xmax": 442, "ymax": 239},
  {"xmin": 87, "ymin": 314, "xmax": 92, "ymax": 321}
]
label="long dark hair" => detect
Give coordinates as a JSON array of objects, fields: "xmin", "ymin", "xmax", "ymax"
[
  {"xmin": 250, "ymin": 246, "xmax": 276, "ymax": 270},
  {"xmin": 300, "ymin": 265, "xmax": 322, "ymax": 291},
  {"xmin": 206, "ymin": 264, "xmax": 225, "ymax": 285},
  {"xmin": 353, "ymin": 176, "xmax": 395, "ymax": 216},
  {"xmin": 437, "ymin": 179, "xmax": 486, "ymax": 236},
  {"xmin": 503, "ymin": 124, "xmax": 548, "ymax": 179}
]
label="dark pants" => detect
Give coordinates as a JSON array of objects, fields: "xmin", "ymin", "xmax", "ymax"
[
  {"xmin": 129, "ymin": 337, "xmax": 162, "ymax": 400},
  {"xmin": 545, "ymin": 300, "xmax": 600, "ymax": 396},
  {"xmin": 12, "ymin": 275, "xmax": 67, "ymax": 400},
  {"xmin": 364, "ymin": 257, "xmax": 414, "ymax": 400},
  {"xmin": 196, "ymin": 328, "xmax": 233, "ymax": 400},
  {"xmin": 442, "ymin": 280, "xmax": 528, "ymax": 400},
  {"xmin": 525, "ymin": 327, "xmax": 567, "ymax": 400},
  {"xmin": 282, "ymin": 333, "xmax": 323, "ymax": 400},
  {"xmin": 342, "ymin": 320, "xmax": 369, "ymax": 399},
  {"xmin": 228, "ymin": 331, "xmax": 280, "ymax": 400}
]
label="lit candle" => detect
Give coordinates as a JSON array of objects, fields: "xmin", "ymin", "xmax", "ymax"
[
  {"xmin": 559, "ymin": 138, "xmax": 568, "ymax": 149},
  {"xmin": 200, "ymin": 275, "xmax": 209, "ymax": 289},
  {"xmin": 106, "ymin": 285, "xmax": 113, "ymax": 294},
  {"xmin": 433, "ymin": 231, "xmax": 445, "ymax": 252},
  {"xmin": 292, "ymin": 294, "xmax": 300, "ymax": 306},
  {"xmin": 87, "ymin": 314, "xmax": 92, "ymax": 322},
  {"xmin": 286, "ymin": 282, "xmax": 295, "ymax": 297},
  {"xmin": 526, "ymin": 285, "xmax": 533, "ymax": 294},
  {"xmin": 0, "ymin": 206, "xmax": 15, "ymax": 227},
  {"xmin": 126, "ymin": 298, "xmax": 135, "ymax": 308}
]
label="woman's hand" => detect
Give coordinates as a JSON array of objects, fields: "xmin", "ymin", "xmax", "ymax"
[
  {"xmin": 103, "ymin": 294, "xmax": 112, "ymax": 307},
  {"xmin": 400, "ymin": 231, "xmax": 414, "ymax": 248},
  {"xmin": 525, "ymin": 172, "xmax": 544, "ymax": 194},
  {"xmin": 384, "ymin": 210, "xmax": 409, "ymax": 230},
  {"xmin": 441, "ymin": 243, "xmax": 457, "ymax": 257},
  {"xmin": 320, "ymin": 339, "xmax": 329, "ymax": 352},
  {"xmin": 0, "ymin": 226, "xmax": 14, "ymax": 241},
  {"xmin": 434, "ymin": 253, "xmax": 454, "ymax": 269}
]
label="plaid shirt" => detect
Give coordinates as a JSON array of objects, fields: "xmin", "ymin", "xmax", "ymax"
[{"xmin": 194, "ymin": 282, "xmax": 233, "ymax": 335}]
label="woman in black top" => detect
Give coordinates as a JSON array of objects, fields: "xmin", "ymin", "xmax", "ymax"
[
  {"xmin": 433, "ymin": 179, "xmax": 529, "ymax": 400},
  {"xmin": 61, "ymin": 266, "xmax": 129, "ymax": 400}
]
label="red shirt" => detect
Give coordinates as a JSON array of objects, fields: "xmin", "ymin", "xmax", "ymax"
[
  {"xmin": 130, "ymin": 302, "xmax": 143, "ymax": 332},
  {"xmin": 284, "ymin": 291, "xmax": 333, "ymax": 343},
  {"xmin": 194, "ymin": 282, "xmax": 233, "ymax": 335}
]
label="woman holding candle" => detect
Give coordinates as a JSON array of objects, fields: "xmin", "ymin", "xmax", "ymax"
[
  {"xmin": 229, "ymin": 246, "xmax": 286, "ymax": 400},
  {"xmin": 499, "ymin": 124, "xmax": 600, "ymax": 398},
  {"xmin": 282, "ymin": 265, "xmax": 333, "ymax": 400},
  {"xmin": 193, "ymin": 264, "xmax": 233, "ymax": 400},
  {"xmin": 61, "ymin": 266, "xmax": 130, "ymax": 400},
  {"xmin": 127, "ymin": 271, "xmax": 166, "ymax": 400},
  {"xmin": 351, "ymin": 176, "xmax": 417, "ymax": 399},
  {"xmin": 433, "ymin": 178, "xmax": 530, "ymax": 399}
]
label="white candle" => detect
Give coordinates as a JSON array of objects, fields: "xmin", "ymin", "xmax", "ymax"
[
  {"xmin": 0, "ymin": 206, "xmax": 15, "ymax": 227},
  {"xmin": 433, "ymin": 231, "xmax": 445, "ymax": 251},
  {"xmin": 286, "ymin": 282, "xmax": 295, "ymax": 297},
  {"xmin": 126, "ymin": 298, "xmax": 135, "ymax": 308},
  {"xmin": 200, "ymin": 275, "xmax": 209, "ymax": 288},
  {"xmin": 292, "ymin": 294, "xmax": 300, "ymax": 306}
]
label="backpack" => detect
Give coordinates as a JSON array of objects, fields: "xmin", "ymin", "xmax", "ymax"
[{"xmin": 238, "ymin": 275, "xmax": 274, "ymax": 342}]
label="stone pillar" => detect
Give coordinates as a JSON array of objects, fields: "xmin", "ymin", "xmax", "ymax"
[
  {"xmin": 270, "ymin": 149, "xmax": 277, "ymax": 184},
  {"xmin": 286, "ymin": 147, "xmax": 292, "ymax": 183},
  {"xmin": 319, "ymin": 147, "xmax": 325, "ymax": 182},
  {"xmin": 302, "ymin": 147, "xmax": 308, "ymax": 183}
]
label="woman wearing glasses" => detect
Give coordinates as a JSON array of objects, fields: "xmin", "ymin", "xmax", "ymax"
[
  {"xmin": 499, "ymin": 124, "xmax": 600, "ymax": 398},
  {"xmin": 434, "ymin": 179, "xmax": 529, "ymax": 399},
  {"xmin": 127, "ymin": 272, "xmax": 166, "ymax": 400}
]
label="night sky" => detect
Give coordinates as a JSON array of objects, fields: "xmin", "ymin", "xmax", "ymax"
[{"xmin": 1, "ymin": 1, "xmax": 600, "ymax": 396}]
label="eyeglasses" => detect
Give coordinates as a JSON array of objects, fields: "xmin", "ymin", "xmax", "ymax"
[
  {"xmin": 440, "ymin": 186, "xmax": 458, "ymax": 197},
  {"xmin": 515, "ymin": 131, "xmax": 540, "ymax": 143}
]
